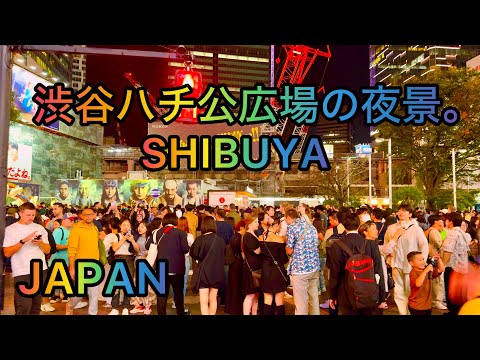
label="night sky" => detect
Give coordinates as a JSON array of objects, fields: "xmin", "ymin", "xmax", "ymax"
[{"xmin": 86, "ymin": 44, "xmax": 371, "ymax": 147}]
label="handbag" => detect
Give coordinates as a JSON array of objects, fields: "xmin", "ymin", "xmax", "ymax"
[
  {"xmin": 241, "ymin": 232, "xmax": 262, "ymax": 289},
  {"xmin": 191, "ymin": 235, "xmax": 218, "ymax": 293},
  {"xmin": 245, "ymin": 258, "xmax": 262, "ymax": 289},
  {"xmin": 98, "ymin": 239, "xmax": 107, "ymax": 266},
  {"xmin": 146, "ymin": 227, "xmax": 173, "ymax": 267}
]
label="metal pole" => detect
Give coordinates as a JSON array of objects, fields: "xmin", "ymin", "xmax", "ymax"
[
  {"xmin": 388, "ymin": 138, "xmax": 392, "ymax": 209},
  {"xmin": 0, "ymin": 45, "xmax": 12, "ymax": 311},
  {"xmin": 369, "ymin": 153, "xmax": 372, "ymax": 205},
  {"xmin": 347, "ymin": 157, "xmax": 350, "ymax": 203},
  {"xmin": 20, "ymin": 45, "xmax": 178, "ymax": 60},
  {"xmin": 453, "ymin": 148, "xmax": 457, "ymax": 209}
]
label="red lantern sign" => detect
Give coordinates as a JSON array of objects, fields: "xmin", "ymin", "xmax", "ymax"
[{"xmin": 174, "ymin": 69, "xmax": 204, "ymax": 124}]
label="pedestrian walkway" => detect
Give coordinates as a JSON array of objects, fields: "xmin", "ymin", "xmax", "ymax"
[{"xmin": 0, "ymin": 272, "xmax": 448, "ymax": 315}]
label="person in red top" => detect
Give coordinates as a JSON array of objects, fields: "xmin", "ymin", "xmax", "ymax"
[{"xmin": 407, "ymin": 251, "xmax": 445, "ymax": 315}]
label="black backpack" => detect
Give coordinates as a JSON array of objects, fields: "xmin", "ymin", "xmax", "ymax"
[
  {"xmin": 336, "ymin": 239, "xmax": 378, "ymax": 312},
  {"xmin": 325, "ymin": 226, "xmax": 346, "ymax": 269},
  {"xmin": 45, "ymin": 228, "xmax": 57, "ymax": 256}
]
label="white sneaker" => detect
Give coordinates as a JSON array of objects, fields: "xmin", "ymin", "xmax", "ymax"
[
  {"xmin": 171, "ymin": 301, "xmax": 176, "ymax": 309},
  {"xmin": 433, "ymin": 301, "xmax": 448, "ymax": 310},
  {"xmin": 108, "ymin": 309, "xmax": 119, "ymax": 315},
  {"xmin": 284, "ymin": 291, "xmax": 293, "ymax": 299},
  {"xmin": 74, "ymin": 301, "xmax": 88, "ymax": 309},
  {"xmin": 122, "ymin": 308, "xmax": 129, "ymax": 315},
  {"xmin": 41, "ymin": 303, "xmax": 55, "ymax": 312}
]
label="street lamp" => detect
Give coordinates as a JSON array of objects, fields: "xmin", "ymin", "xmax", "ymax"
[
  {"xmin": 376, "ymin": 137, "xmax": 392, "ymax": 208},
  {"xmin": 452, "ymin": 147, "xmax": 466, "ymax": 209}
]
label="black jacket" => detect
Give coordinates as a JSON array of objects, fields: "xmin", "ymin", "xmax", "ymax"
[
  {"xmin": 328, "ymin": 232, "xmax": 386, "ymax": 307},
  {"xmin": 145, "ymin": 226, "xmax": 189, "ymax": 275}
]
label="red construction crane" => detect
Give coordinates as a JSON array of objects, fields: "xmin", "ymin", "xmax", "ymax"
[
  {"xmin": 123, "ymin": 72, "xmax": 169, "ymax": 119},
  {"xmin": 262, "ymin": 45, "xmax": 331, "ymax": 160}
]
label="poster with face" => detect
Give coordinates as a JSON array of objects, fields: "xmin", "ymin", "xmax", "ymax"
[{"xmin": 123, "ymin": 179, "xmax": 160, "ymax": 208}]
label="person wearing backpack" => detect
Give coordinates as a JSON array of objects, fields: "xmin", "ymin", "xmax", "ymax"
[
  {"xmin": 48, "ymin": 217, "xmax": 75, "ymax": 304},
  {"xmin": 321, "ymin": 210, "xmax": 347, "ymax": 312},
  {"xmin": 328, "ymin": 212, "xmax": 386, "ymax": 315}
]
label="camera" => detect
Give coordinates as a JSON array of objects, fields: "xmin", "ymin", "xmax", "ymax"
[
  {"xmin": 426, "ymin": 256, "xmax": 437, "ymax": 267},
  {"xmin": 34, "ymin": 235, "xmax": 42, "ymax": 240}
]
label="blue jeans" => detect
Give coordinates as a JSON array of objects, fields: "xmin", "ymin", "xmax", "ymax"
[{"xmin": 318, "ymin": 257, "xmax": 326, "ymax": 290}]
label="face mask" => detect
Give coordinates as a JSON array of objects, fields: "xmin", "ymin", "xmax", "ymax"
[{"xmin": 360, "ymin": 214, "xmax": 371, "ymax": 223}]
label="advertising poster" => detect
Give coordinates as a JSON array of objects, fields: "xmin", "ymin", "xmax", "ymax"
[
  {"xmin": 11, "ymin": 64, "xmax": 59, "ymax": 131},
  {"xmin": 7, "ymin": 181, "xmax": 40, "ymax": 206},
  {"xmin": 8, "ymin": 142, "xmax": 32, "ymax": 181}
]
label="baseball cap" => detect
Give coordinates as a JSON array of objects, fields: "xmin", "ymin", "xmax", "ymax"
[
  {"xmin": 439, "ymin": 209, "xmax": 448, "ymax": 214},
  {"xmin": 67, "ymin": 215, "xmax": 77, "ymax": 221}
]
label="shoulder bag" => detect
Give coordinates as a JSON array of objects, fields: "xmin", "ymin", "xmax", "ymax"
[
  {"xmin": 242, "ymin": 232, "xmax": 262, "ymax": 289},
  {"xmin": 146, "ymin": 227, "xmax": 173, "ymax": 267}
]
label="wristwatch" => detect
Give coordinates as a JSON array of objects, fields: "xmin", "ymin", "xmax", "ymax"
[{"xmin": 19, "ymin": 239, "xmax": 25, "ymax": 245}]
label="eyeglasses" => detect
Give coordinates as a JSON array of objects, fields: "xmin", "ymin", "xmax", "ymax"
[{"xmin": 83, "ymin": 213, "xmax": 95, "ymax": 216}]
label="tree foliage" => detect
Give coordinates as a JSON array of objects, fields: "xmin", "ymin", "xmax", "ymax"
[
  {"xmin": 377, "ymin": 67, "xmax": 480, "ymax": 208},
  {"xmin": 308, "ymin": 156, "xmax": 370, "ymax": 207},
  {"xmin": 430, "ymin": 189, "xmax": 475, "ymax": 211},
  {"xmin": 392, "ymin": 186, "xmax": 425, "ymax": 209}
]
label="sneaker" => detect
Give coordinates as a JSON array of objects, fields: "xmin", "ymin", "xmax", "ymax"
[
  {"xmin": 284, "ymin": 291, "xmax": 293, "ymax": 299},
  {"xmin": 61, "ymin": 297, "xmax": 70, "ymax": 303},
  {"xmin": 108, "ymin": 309, "xmax": 119, "ymax": 315},
  {"xmin": 130, "ymin": 305, "xmax": 145, "ymax": 314},
  {"xmin": 74, "ymin": 301, "xmax": 88, "ymax": 309},
  {"xmin": 143, "ymin": 305, "xmax": 152, "ymax": 315},
  {"xmin": 103, "ymin": 303, "xmax": 112, "ymax": 308},
  {"xmin": 171, "ymin": 301, "xmax": 176, "ymax": 309},
  {"xmin": 433, "ymin": 301, "xmax": 448, "ymax": 310},
  {"xmin": 184, "ymin": 306, "xmax": 190, "ymax": 314},
  {"xmin": 41, "ymin": 303, "xmax": 55, "ymax": 312},
  {"xmin": 320, "ymin": 299, "xmax": 330, "ymax": 309},
  {"xmin": 321, "ymin": 287, "xmax": 327, "ymax": 294},
  {"xmin": 122, "ymin": 308, "xmax": 129, "ymax": 315},
  {"xmin": 50, "ymin": 295, "xmax": 61, "ymax": 303}
]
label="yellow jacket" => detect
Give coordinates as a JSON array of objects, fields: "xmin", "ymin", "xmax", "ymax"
[{"xmin": 68, "ymin": 220, "xmax": 99, "ymax": 260}]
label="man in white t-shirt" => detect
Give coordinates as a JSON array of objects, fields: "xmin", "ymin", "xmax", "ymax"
[{"xmin": 3, "ymin": 202, "xmax": 50, "ymax": 315}]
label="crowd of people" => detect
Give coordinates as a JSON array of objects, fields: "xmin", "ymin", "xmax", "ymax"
[{"xmin": 3, "ymin": 199, "xmax": 480, "ymax": 315}]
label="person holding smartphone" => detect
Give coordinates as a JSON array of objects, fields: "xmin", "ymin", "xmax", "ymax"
[
  {"xmin": 3, "ymin": 202, "xmax": 50, "ymax": 315},
  {"xmin": 107, "ymin": 218, "xmax": 139, "ymax": 315}
]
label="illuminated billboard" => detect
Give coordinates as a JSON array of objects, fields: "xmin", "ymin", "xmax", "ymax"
[{"xmin": 12, "ymin": 64, "xmax": 59, "ymax": 131}]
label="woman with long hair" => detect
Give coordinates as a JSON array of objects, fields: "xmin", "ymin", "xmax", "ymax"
[
  {"xmin": 225, "ymin": 219, "xmax": 246, "ymax": 315},
  {"xmin": 107, "ymin": 218, "xmax": 139, "ymax": 315},
  {"xmin": 241, "ymin": 214, "xmax": 262, "ymax": 315},
  {"xmin": 171, "ymin": 216, "xmax": 195, "ymax": 314},
  {"xmin": 297, "ymin": 203, "xmax": 312, "ymax": 223},
  {"xmin": 190, "ymin": 216, "xmax": 226, "ymax": 315},
  {"xmin": 258, "ymin": 217, "xmax": 289, "ymax": 315},
  {"xmin": 130, "ymin": 220, "xmax": 156, "ymax": 315},
  {"xmin": 100, "ymin": 179, "xmax": 122, "ymax": 208}
]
